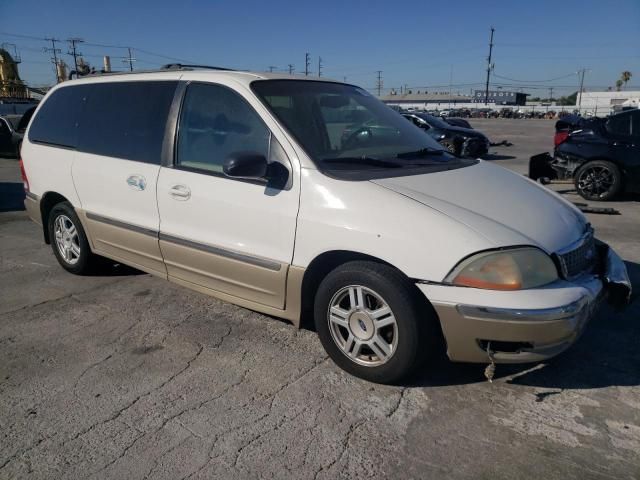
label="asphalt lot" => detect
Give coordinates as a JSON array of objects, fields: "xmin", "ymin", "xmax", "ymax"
[{"xmin": 1, "ymin": 118, "xmax": 639, "ymax": 479}]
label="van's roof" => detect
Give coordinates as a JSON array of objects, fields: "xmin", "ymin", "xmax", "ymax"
[{"xmin": 57, "ymin": 67, "xmax": 343, "ymax": 89}]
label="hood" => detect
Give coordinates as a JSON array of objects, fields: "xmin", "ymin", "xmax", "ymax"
[{"xmin": 371, "ymin": 161, "xmax": 587, "ymax": 253}]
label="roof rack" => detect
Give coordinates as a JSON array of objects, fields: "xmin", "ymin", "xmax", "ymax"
[{"xmin": 161, "ymin": 63, "xmax": 235, "ymax": 72}]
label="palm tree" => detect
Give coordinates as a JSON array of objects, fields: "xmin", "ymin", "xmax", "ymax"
[
  {"xmin": 621, "ymin": 71, "xmax": 632, "ymax": 89},
  {"xmin": 616, "ymin": 79, "xmax": 623, "ymax": 91}
]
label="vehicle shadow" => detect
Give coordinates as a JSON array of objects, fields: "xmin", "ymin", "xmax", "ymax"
[
  {"xmin": 482, "ymin": 154, "xmax": 516, "ymax": 161},
  {"xmin": 89, "ymin": 261, "xmax": 146, "ymax": 277},
  {"xmin": 408, "ymin": 260, "xmax": 640, "ymax": 389},
  {"xmin": 0, "ymin": 182, "xmax": 25, "ymax": 212}
]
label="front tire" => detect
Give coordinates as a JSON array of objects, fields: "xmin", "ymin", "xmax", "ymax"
[
  {"xmin": 314, "ymin": 261, "xmax": 437, "ymax": 384},
  {"xmin": 574, "ymin": 160, "xmax": 622, "ymax": 201},
  {"xmin": 48, "ymin": 202, "xmax": 101, "ymax": 274}
]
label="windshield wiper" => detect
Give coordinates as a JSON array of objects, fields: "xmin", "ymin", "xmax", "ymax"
[
  {"xmin": 396, "ymin": 148, "xmax": 445, "ymax": 159},
  {"xmin": 321, "ymin": 157, "xmax": 402, "ymax": 168}
]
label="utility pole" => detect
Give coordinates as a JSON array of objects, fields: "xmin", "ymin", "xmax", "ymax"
[
  {"xmin": 288, "ymin": 64, "xmax": 294, "ymax": 74},
  {"xmin": 268, "ymin": 66, "xmax": 277, "ymax": 72},
  {"xmin": 122, "ymin": 47, "xmax": 136, "ymax": 71},
  {"xmin": 44, "ymin": 37, "xmax": 61, "ymax": 83},
  {"xmin": 448, "ymin": 64, "xmax": 453, "ymax": 109},
  {"xmin": 577, "ymin": 68, "xmax": 587, "ymax": 112},
  {"xmin": 548, "ymin": 87, "xmax": 554, "ymax": 103},
  {"xmin": 484, "ymin": 27, "xmax": 495, "ymax": 105},
  {"xmin": 375, "ymin": 71, "xmax": 383, "ymax": 97},
  {"xmin": 67, "ymin": 38, "xmax": 84, "ymax": 73},
  {"xmin": 304, "ymin": 53, "xmax": 310, "ymax": 76},
  {"xmin": 318, "ymin": 56, "xmax": 322, "ymax": 77}
]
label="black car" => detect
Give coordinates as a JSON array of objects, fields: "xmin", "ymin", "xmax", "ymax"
[
  {"xmin": 403, "ymin": 112, "xmax": 489, "ymax": 158},
  {"xmin": 0, "ymin": 106, "xmax": 36, "ymax": 158},
  {"xmin": 552, "ymin": 109, "xmax": 640, "ymax": 200},
  {"xmin": 444, "ymin": 117, "xmax": 472, "ymax": 129},
  {"xmin": 0, "ymin": 115, "xmax": 22, "ymax": 157}
]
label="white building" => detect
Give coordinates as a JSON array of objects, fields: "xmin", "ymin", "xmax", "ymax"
[{"xmin": 577, "ymin": 90, "xmax": 640, "ymax": 116}]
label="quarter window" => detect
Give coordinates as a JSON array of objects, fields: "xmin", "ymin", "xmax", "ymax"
[
  {"xmin": 28, "ymin": 85, "xmax": 88, "ymax": 148},
  {"xmin": 176, "ymin": 83, "xmax": 271, "ymax": 174}
]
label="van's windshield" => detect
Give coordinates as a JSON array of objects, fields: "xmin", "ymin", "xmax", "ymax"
[{"xmin": 252, "ymin": 80, "xmax": 464, "ymax": 173}]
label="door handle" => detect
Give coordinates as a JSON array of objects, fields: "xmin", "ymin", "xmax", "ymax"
[
  {"xmin": 126, "ymin": 175, "xmax": 147, "ymax": 191},
  {"xmin": 169, "ymin": 184, "xmax": 191, "ymax": 200}
]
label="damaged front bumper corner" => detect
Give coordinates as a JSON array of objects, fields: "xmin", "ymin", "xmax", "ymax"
[{"xmin": 418, "ymin": 243, "xmax": 632, "ymax": 364}]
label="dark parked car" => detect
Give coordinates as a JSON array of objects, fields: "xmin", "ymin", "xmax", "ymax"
[
  {"xmin": 550, "ymin": 110, "xmax": 640, "ymax": 200},
  {"xmin": 444, "ymin": 117, "xmax": 472, "ymax": 129},
  {"xmin": 0, "ymin": 107, "xmax": 36, "ymax": 157},
  {"xmin": 403, "ymin": 112, "xmax": 489, "ymax": 158},
  {"xmin": 0, "ymin": 114, "xmax": 22, "ymax": 157}
]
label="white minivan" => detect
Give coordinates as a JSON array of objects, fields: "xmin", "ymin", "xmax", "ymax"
[{"xmin": 21, "ymin": 66, "xmax": 631, "ymax": 383}]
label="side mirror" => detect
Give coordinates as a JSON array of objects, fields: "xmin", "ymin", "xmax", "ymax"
[{"xmin": 223, "ymin": 152, "xmax": 268, "ymax": 179}]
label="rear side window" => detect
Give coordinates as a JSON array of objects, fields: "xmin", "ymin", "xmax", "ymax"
[
  {"xmin": 28, "ymin": 86, "xmax": 87, "ymax": 148},
  {"xmin": 78, "ymin": 81, "xmax": 177, "ymax": 164},
  {"xmin": 606, "ymin": 113, "xmax": 631, "ymax": 136}
]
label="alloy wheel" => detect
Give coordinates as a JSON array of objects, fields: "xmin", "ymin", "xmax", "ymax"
[
  {"xmin": 54, "ymin": 214, "xmax": 81, "ymax": 265},
  {"xmin": 577, "ymin": 165, "xmax": 615, "ymax": 198},
  {"xmin": 327, "ymin": 285, "xmax": 398, "ymax": 366}
]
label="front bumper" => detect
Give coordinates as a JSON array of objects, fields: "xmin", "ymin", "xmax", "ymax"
[{"xmin": 418, "ymin": 244, "xmax": 631, "ymax": 364}]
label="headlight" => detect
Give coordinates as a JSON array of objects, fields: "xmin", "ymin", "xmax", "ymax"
[{"xmin": 445, "ymin": 247, "xmax": 558, "ymax": 290}]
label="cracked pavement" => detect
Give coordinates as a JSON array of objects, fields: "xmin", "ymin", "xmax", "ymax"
[{"xmin": 1, "ymin": 120, "xmax": 640, "ymax": 479}]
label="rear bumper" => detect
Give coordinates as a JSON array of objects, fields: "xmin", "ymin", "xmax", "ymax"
[
  {"xmin": 418, "ymin": 244, "xmax": 631, "ymax": 364},
  {"xmin": 24, "ymin": 192, "xmax": 41, "ymax": 225}
]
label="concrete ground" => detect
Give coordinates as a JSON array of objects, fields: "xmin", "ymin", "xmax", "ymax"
[{"xmin": 1, "ymin": 119, "xmax": 639, "ymax": 479}]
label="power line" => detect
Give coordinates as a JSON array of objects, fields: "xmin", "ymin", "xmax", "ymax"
[{"xmin": 493, "ymin": 72, "xmax": 578, "ymax": 83}]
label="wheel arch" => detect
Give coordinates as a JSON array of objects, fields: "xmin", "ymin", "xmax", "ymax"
[
  {"xmin": 40, "ymin": 191, "xmax": 71, "ymax": 244},
  {"xmin": 298, "ymin": 249, "xmax": 435, "ymax": 330}
]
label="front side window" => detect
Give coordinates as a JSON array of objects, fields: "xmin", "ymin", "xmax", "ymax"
[{"xmin": 176, "ymin": 83, "xmax": 271, "ymax": 174}]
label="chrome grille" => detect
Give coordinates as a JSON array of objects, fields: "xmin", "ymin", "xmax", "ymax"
[{"xmin": 557, "ymin": 234, "xmax": 596, "ymax": 279}]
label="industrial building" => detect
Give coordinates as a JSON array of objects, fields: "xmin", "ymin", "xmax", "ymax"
[
  {"xmin": 472, "ymin": 90, "xmax": 528, "ymax": 105},
  {"xmin": 0, "ymin": 46, "xmax": 28, "ymax": 99},
  {"xmin": 379, "ymin": 92, "xmax": 474, "ymax": 110},
  {"xmin": 577, "ymin": 90, "xmax": 640, "ymax": 116},
  {"xmin": 380, "ymin": 89, "xmax": 528, "ymax": 110}
]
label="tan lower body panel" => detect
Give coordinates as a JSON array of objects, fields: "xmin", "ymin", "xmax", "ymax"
[
  {"xmin": 24, "ymin": 195, "xmax": 41, "ymax": 225},
  {"xmin": 433, "ymin": 302, "xmax": 584, "ymax": 364},
  {"xmin": 76, "ymin": 209, "xmax": 304, "ymax": 326},
  {"xmin": 78, "ymin": 210, "xmax": 166, "ymax": 277},
  {"xmin": 159, "ymin": 239, "xmax": 287, "ymax": 310},
  {"xmin": 169, "ymin": 265, "xmax": 304, "ymax": 326}
]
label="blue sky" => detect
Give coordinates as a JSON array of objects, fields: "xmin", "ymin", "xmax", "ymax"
[{"xmin": 2, "ymin": 0, "xmax": 639, "ymax": 96}]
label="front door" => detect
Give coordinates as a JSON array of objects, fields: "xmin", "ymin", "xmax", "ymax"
[{"xmin": 157, "ymin": 81, "xmax": 299, "ymax": 309}]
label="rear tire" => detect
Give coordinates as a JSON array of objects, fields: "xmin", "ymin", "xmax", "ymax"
[
  {"xmin": 48, "ymin": 202, "xmax": 102, "ymax": 275},
  {"xmin": 314, "ymin": 261, "xmax": 438, "ymax": 384},
  {"xmin": 574, "ymin": 160, "xmax": 622, "ymax": 201}
]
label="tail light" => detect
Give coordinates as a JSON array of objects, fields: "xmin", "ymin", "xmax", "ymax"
[
  {"xmin": 19, "ymin": 157, "xmax": 30, "ymax": 193},
  {"xmin": 554, "ymin": 131, "xmax": 569, "ymax": 147}
]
